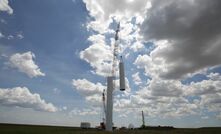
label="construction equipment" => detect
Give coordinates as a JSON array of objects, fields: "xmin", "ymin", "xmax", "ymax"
[
  {"xmin": 111, "ymin": 22, "xmax": 125, "ymax": 91},
  {"xmin": 97, "ymin": 89, "xmax": 106, "ymax": 130},
  {"xmin": 106, "ymin": 22, "xmax": 126, "ymax": 131}
]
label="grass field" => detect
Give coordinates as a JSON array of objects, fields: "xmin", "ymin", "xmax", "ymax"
[{"xmin": 0, "ymin": 123, "xmax": 221, "ymax": 134}]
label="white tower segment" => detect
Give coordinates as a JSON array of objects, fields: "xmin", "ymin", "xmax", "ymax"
[
  {"xmin": 119, "ymin": 56, "xmax": 125, "ymax": 91},
  {"xmin": 106, "ymin": 76, "xmax": 113, "ymax": 131}
]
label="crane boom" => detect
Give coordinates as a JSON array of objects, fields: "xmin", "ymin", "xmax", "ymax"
[
  {"xmin": 111, "ymin": 22, "xmax": 120, "ymax": 90},
  {"xmin": 102, "ymin": 89, "xmax": 106, "ymax": 122}
]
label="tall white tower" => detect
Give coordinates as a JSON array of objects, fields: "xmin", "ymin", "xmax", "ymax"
[{"xmin": 106, "ymin": 23, "xmax": 125, "ymax": 131}]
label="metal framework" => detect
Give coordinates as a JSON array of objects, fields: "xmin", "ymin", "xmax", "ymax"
[{"xmin": 111, "ymin": 22, "xmax": 120, "ymax": 88}]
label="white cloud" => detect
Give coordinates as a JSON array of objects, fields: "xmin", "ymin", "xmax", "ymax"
[
  {"xmin": 216, "ymin": 113, "xmax": 221, "ymax": 120},
  {"xmin": 72, "ymin": 78, "xmax": 105, "ymax": 106},
  {"xmin": 186, "ymin": 73, "xmax": 221, "ymax": 96},
  {"xmin": 7, "ymin": 35, "xmax": 14, "ymax": 40},
  {"xmin": 72, "ymin": 78, "xmax": 104, "ymax": 96},
  {"xmin": 134, "ymin": 53, "xmax": 162, "ymax": 79},
  {"xmin": 8, "ymin": 51, "xmax": 45, "ymax": 78},
  {"xmin": 0, "ymin": 19, "xmax": 7, "ymax": 24},
  {"xmin": 134, "ymin": 54, "xmax": 151, "ymax": 69},
  {"xmin": 16, "ymin": 33, "xmax": 24, "ymax": 39},
  {"xmin": 0, "ymin": 32, "xmax": 24, "ymax": 40},
  {"xmin": 114, "ymin": 90, "xmax": 199, "ymax": 118},
  {"xmin": 58, "ymin": 106, "xmax": 67, "ymax": 111},
  {"xmin": 130, "ymin": 41, "xmax": 145, "ymax": 52},
  {"xmin": 53, "ymin": 88, "xmax": 61, "ymax": 94},
  {"xmin": 132, "ymin": 72, "xmax": 142, "ymax": 85},
  {"xmin": 85, "ymin": 94, "xmax": 102, "ymax": 107},
  {"xmin": 200, "ymin": 93, "xmax": 221, "ymax": 114},
  {"xmin": 72, "ymin": 77, "xmax": 131, "ymax": 107},
  {"xmin": 0, "ymin": 0, "xmax": 13, "ymax": 14},
  {"xmin": 62, "ymin": 106, "xmax": 67, "ymax": 111},
  {"xmin": 133, "ymin": 39, "xmax": 216, "ymax": 80},
  {"xmin": 188, "ymin": 80, "xmax": 221, "ymax": 96},
  {"xmin": 140, "ymin": 0, "xmax": 221, "ymax": 79},
  {"xmin": 0, "ymin": 32, "xmax": 4, "ymax": 38},
  {"xmin": 69, "ymin": 107, "xmax": 99, "ymax": 116},
  {"xmin": 149, "ymin": 78, "xmax": 184, "ymax": 97},
  {"xmin": 178, "ymin": 73, "xmax": 221, "ymax": 117},
  {"xmin": 201, "ymin": 94, "xmax": 221, "ymax": 107},
  {"xmin": 132, "ymin": 73, "xmax": 221, "ymax": 118},
  {"xmin": 0, "ymin": 87, "xmax": 57, "ymax": 112},
  {"xmin": 113, "ymin": 74, "xmax": 218, "ymax": 119},
  {"xmin": 201, "ymin": 116, "xmax": 209, "ymax": 119},
  {"xmin": 80, "ymin": 34, "xmax": 112, "ymax": 76},
  {"xmin": 207, "ymin": 72, "xmax": 221, "ymax": 81},
  {"xmin": 83, "ymin": 0, "xmax": 151, "ymax": 33},
  {"xmin": 134, "ymin": 40, "xmax": 181, "ymax": 79}
]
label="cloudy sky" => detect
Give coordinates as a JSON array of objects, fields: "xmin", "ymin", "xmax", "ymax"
[{"xmin": 0, "ymin": 0, "xmax": 221, "ymax": 128}]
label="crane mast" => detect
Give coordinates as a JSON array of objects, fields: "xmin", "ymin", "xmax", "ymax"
[
  {"xmin": 102, "ymin": 89, "xmax": 106, "ymax": 123},
  {"xmin": 111, "ymin": 23, "xmax": 120, "ymax": 89}
]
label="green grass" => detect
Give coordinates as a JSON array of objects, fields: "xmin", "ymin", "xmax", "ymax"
[{"xmin": 0, "ymin": 123, "xmax": 221, "ymax": 134}]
